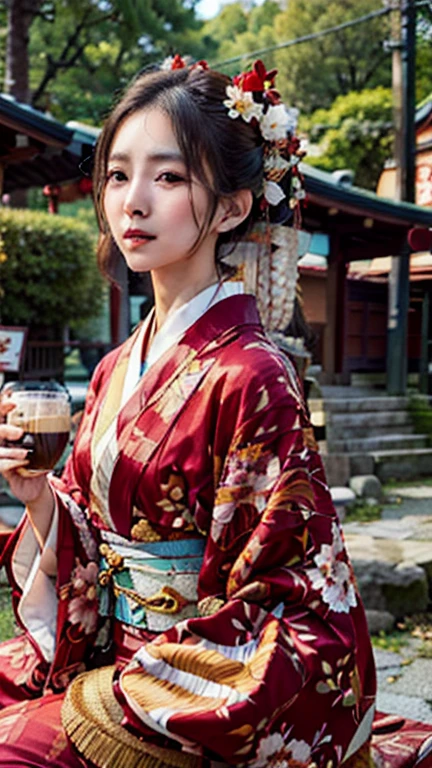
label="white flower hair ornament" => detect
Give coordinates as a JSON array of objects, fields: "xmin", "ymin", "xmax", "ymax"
[{"xmin": 223, "ymin": 59, "xmax": 306, "ymax": 224}]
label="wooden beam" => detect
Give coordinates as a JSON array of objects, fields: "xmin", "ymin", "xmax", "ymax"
[
  {"xmin": 1, "ymin": 145, "xmax": 40, "ymax": 166},
  {"xmin": 322, "ymin": 234, "xmax": 347, "ymax": 383},
  {"xmin": 0, "ymin": 114, "xmax": 67, "ymax": 148}
]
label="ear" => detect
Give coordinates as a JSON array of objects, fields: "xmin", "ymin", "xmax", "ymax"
[{"xmin": 214, "ymin": 189, "xmax": 253, "ymax": 233}]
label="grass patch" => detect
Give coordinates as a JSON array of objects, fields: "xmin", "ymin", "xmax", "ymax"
[
  {"xmin": 371, "ymin": 629, "xmax": 409, "ymax": 654},
  {"xmin": 384, "ymin": 477, "xmax": 432, "ymax": 490},
  {"xmin": 402, "ymin": 613, "xmax": 432, "ymax": 658},
  {"xmin": 64, "ymin": 348, "xmax": 89, "ymax": 381},
  {"xmin": 418, "ymin": 641, "xmax": 432, "ymax": 658},
  {"xmin": 409, "ymin": 395, "xmax": 432, "ymax": 444},
  {"xmin": 372, "ymin": 613, "xmax": 432, "ymax": 658},
  {"xmin": 0, "ymin": 607, "xmax": 15, "ymax": 643},
  {"xmin": 344, "ymin": 499, "xmax": 382, "ymax": 523},
  {"xmin": 0, "ymin": 585, "xmax": 15, "ymax": 643}
]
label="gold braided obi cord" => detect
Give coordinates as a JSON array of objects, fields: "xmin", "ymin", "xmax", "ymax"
[
  {"xmin": 61, "ymin": 665, "xmax": 202, "ymax": 768},
  {"xmin": 98, "ymin": 530, "xmax": 205, "ymax": 633}
]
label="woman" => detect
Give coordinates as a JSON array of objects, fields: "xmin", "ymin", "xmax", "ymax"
[{"xmin": 0, "ymin": 58, "xmax": 375, "ymax": 767}]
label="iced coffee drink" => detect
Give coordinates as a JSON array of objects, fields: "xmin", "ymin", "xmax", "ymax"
[{"xmin": 1, "ymin": 382, "xmax": 71, "ymax": 473}]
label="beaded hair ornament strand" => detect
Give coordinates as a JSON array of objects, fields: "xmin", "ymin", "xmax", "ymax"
[{"xmin": 162, "ymin": 54, "xmax": 306, "ymax": 333}]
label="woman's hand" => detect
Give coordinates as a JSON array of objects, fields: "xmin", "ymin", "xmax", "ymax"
[
  {"xmin": 0, "ymin": 399, "xmax": 50, "ymax": 506},
  {"xmin": 0, "ymin": 420, "xmax": 55, "ymax": 554}
]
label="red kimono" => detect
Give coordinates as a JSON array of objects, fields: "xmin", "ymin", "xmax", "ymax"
[{"xmin": 0, "ymin": 294, "xmax": 376, "ymax": 768}]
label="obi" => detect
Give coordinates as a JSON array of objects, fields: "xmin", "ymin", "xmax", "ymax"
[{"xmin": 97, "ymin": 529, "xmax": 205, "ymax": 633}]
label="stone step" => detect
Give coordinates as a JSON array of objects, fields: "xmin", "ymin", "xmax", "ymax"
[
  {"xmin": 370, "ymin": 447, "xmax": 432, "ymax": 482},
  {"xmin": 309, "ymin": 396, "xmax": 409, "ymax": 414},
  {"xmin": 328, "ymin": 419, "xmax": 414, "ymax": 441},
  {"xmin": 327, "ymin": 409, "xmax": 411, "ymax": 427},
  {"xmin": 330, "ymin": 433, "xmax": 429, "ymax": 454},
  {"xmin": 320, "ymin": 384, "xmax": 386, "ymax": 399},
  {"xmin": 345, "ymin": 531, "xmax": 432, "ymax": 619}
]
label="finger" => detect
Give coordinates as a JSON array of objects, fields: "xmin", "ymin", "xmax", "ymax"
[
  {"xmin": 16, "ymin": 467, "xmax": 49, "ymax": 478},
  {"xmin": 0, "ymin": 447, "xmax": 28, "ymax": 461},
  {"xmin": 0, "ymin": 424, "xmax": 24, "ymax": 441},
  {"xmin": 0, "ymin": 458, "xmax": 29, "ymax": 474},
  {"xmin": 0, "ymin": 401, "xmax": 16, "ymax": 417}
]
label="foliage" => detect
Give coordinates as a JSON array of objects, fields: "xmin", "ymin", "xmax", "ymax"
[
  {"xmin": 302, "ymin": 87, "xmax": 394, "ymax": 189},
  {"xmin": 204, "ymin": 1, "xmax": 280, "ymax": 78},
  {"xmin": 373, "ymin": 614, "xmax": 432, "ymax": 658},
  {"xmin": 203, "ymin": 1, "xmax": 248, "ymax": 44},
  {"xmin": 416, "ymin": 45, "xmax": 432, "ymax": 105},
  {"xmin": 0, "ymin": 585, "xmax": 15, "ymax": 643},
  {"xmin": 344, "ymin": 497, "xmax": 382, "ymax": 523},
  {"xmin": 26, "ymin": 0, "xmax": 205, "ymax": 122},
  {"xmin": 371, "ymin": 614, "xmax": 432, "ymax": 660},
  {"xmin": 409, "ymin": 394, "xmax": 432, "ymax": 444},
  {"xmin": 384, "ymin": 476, "xmax": 432, "ymax": 490},
  {"xmin": 0, "ymin": 207, "xmax": 104, "ymax": 331},
  {"xmin": 273, "ymin": 0, "xmax": 391, "ymax": 113},
  {"xmin": 417, "ymin": 8, "xmax": 432, "ymax": 103},
  {"xmin": 371, "ymin": 628, "xmax": 408, "ymax": 651}
]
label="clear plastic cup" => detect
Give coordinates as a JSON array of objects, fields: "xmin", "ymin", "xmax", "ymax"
[{"xmin": 1, "ymin": 381, "xmax": 71, "ymax": 475}]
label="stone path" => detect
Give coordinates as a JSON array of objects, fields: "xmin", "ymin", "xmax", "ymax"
[
  {"xmin": 375, "ymin": 647, "xmax": 432, "ymax": 724},
  {"xmin": 344, "ymin": 483, "xmax": 432, "ymax": 723}
]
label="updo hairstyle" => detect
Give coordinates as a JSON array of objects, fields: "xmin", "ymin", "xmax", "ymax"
[{"xmin": 93, "ymin": 66, "xmax": 265, "ymax": 280}]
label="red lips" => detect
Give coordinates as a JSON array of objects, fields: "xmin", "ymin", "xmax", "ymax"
[{"xmin": 124, "ymin": 228, "xmax": 155, "ymax": 240}]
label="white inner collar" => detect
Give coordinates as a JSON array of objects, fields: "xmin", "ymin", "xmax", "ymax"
[{"xmin": 122, "ymin": 280, "xmax": 244, "ymax": 405}]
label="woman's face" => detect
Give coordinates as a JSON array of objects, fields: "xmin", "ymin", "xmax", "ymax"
[{"xmin": 103, "ymin": 107, "xmax": 220, "ymax": 282}]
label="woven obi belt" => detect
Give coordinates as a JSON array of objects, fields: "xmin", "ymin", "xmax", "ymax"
[{"xmin": 97, "ymin": 529, "xmax": 205, "ymax": 633}]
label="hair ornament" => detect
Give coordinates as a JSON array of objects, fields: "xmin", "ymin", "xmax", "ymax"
[
  {"xmin": 161, "ymin": 54, "xmax": 209, "ymax": 72},
  {"xmin": 224, "ymin": 59, "xmax": 306, "ymax": 222},
  {"xmin": 161, "ymin": 53, "xmax": 188, "ymax": 70},
  {"xmin": 222, "ymin": 60, "xmax": 307, "ymax": 333}
]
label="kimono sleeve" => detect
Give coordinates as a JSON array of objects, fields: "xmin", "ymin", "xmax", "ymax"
[{"xmin": 1, "ymin": 358, "xmax": 105, "ymax": 664}]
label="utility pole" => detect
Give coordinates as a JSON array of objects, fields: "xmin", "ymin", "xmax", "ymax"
[{"xmin": 387, "ymin": 0, "xmax": 417, "ymax": 395}]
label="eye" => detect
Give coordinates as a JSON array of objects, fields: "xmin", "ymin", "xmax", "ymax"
[
  {"xmin": 106, "ymin": 169, "xmax": 127, "ymax": 183},
  {"xmin": 157, "ymin": 171, "xmax": 186, "ymax": 184}
]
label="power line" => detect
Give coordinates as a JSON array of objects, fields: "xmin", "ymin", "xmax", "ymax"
[{"xmin": 210, "ymin": 3, "xmax": 430, "ymax": 70}]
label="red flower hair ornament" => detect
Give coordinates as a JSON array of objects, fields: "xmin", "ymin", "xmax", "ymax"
[
  {"xmin": 161, "ymin": 54, "xmax": 209, "ymax": 73},
  {"xmin": 233, "ymin": 59, "xmax": 280, "ymax": 105},
  {"xmin": 224, "ymin": 59, "xmax": 305, "ymax": 219}
]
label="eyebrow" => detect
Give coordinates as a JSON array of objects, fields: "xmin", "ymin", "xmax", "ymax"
[{"xmin": 108, "ymin": 150, "xmax": 185, "ymax": 164}]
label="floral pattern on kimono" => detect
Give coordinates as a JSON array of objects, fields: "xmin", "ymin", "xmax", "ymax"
[{"xmin": 0, "ymin": 294, "xmax": 376, "ymax": 768}]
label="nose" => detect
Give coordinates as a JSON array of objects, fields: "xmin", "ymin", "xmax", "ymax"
[{"xmin": 123, "ymin": 178, "xmax": 149, "ymax": 218}]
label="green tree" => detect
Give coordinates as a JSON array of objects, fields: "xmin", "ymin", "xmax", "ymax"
[
  {"xmin": 416, "ymin": 18, "xmax": 432, "ymax": 104},
  {"xmin": 302, "ymin": 87, "xmax": 394, "ymax": 190},
  {"xmin": 3, "ymin": 0, "xmax": 45, "ymax": 102},
  {"xmin": 204, "ymin": 0, "xmax": 280, "ymax": 77},
  {"xmin": 203, "ymin": 2, "xmax": 248, "ymax": 46},
  {"xmin": 29, "ymin": 0, "xmax": 202, "ymax": 119},
  {"xmin": 3, "ymin": 0, "xmax": 204, "ymax": 122},
  {"xmin": 273, "ymin": 0, "xmax": 391, "ymax": 114}
]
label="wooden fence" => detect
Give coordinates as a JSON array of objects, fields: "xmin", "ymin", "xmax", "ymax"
[{"xmin": 22, "ymin": 340, "xmax": 111, "ymax": 381}]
